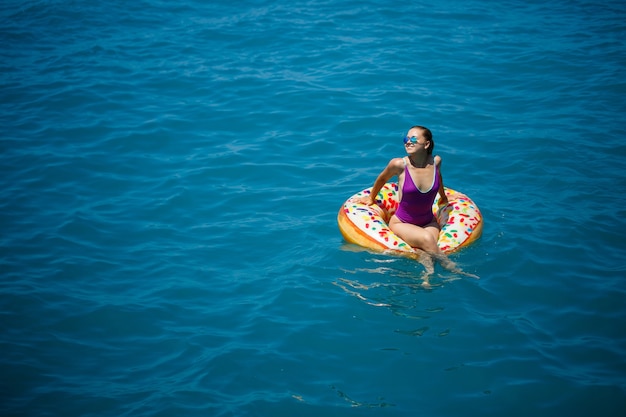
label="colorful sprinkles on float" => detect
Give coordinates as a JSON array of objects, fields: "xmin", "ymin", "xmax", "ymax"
[{"xmin": 337, "ymin": 183, "xmax": 483, "ymax": 256}]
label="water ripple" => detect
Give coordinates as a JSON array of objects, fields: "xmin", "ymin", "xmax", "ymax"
[{"xmin": 2, "ymin": 0, "xmax": 626, "ymax": 415}]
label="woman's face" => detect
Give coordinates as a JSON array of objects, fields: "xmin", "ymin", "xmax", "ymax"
[{"xmin": 404, "ymin": 129, "xmax": 428, "ymax": 151}]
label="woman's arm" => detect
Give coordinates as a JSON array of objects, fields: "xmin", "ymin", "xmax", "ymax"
[
  {"xmin": 435, "ymin": 155, "xmax": 448, "ymax": 205},
  {"xmin": 361, "ymin": 158, "xmax": 404, "ymax": 205}
]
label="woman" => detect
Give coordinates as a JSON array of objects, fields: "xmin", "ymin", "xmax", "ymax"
[{"xmin": 359, "ymin": 126, "xmax": 461, "ymax": 278}]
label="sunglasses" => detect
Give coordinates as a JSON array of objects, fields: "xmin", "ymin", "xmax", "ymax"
[{"xmin": 403, "ymin": 136, "xmax": 422, "ymax": 144}]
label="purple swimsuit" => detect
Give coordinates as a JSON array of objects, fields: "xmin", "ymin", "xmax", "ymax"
[{"xmin": 395, "ymin": 160, "xmax": 439, "ymax": 226}]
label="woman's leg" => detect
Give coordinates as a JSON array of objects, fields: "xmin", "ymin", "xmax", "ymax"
[
  {"xmin": 389, "ymin": 216, "xmax": 439, "ymax": 282},
  {"xmin": 389, "ymin": 216, "xmax": 439, "ymax": 253},
  {"xmin": 389, "ymin": 216, "xmax": 475, "ymax": 278}
]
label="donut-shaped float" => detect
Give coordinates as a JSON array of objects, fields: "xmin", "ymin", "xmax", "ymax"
[{"xmin": 337, "ymin": 182, "xmax": 483, "ymax": 255}]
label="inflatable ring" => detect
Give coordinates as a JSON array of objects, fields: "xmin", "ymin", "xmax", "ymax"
[{"xmin": 338, "ymin": 183, "xmax": 483, "ymax": 255}]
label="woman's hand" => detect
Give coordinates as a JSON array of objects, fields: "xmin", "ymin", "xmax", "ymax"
[{"xmin": 356, "ymin": 195, "xmax": 376, "ymax": 205}]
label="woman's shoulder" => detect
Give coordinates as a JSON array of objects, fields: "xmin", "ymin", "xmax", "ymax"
[
  {"xmin": 433, "ymin": 155, "xmax": 442, "ymax": 166},
  {"xmin": 389, "ymin": 157, "xmax": 407, "ymax": 168},
  {"xmin": 382, "ymin": 157, "xmax": 405, "ymax": 174}
]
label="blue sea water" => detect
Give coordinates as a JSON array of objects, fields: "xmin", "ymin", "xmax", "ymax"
[{"xmin": 2, "ymin": 0, "xmax": 626, "ymax": 415}]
